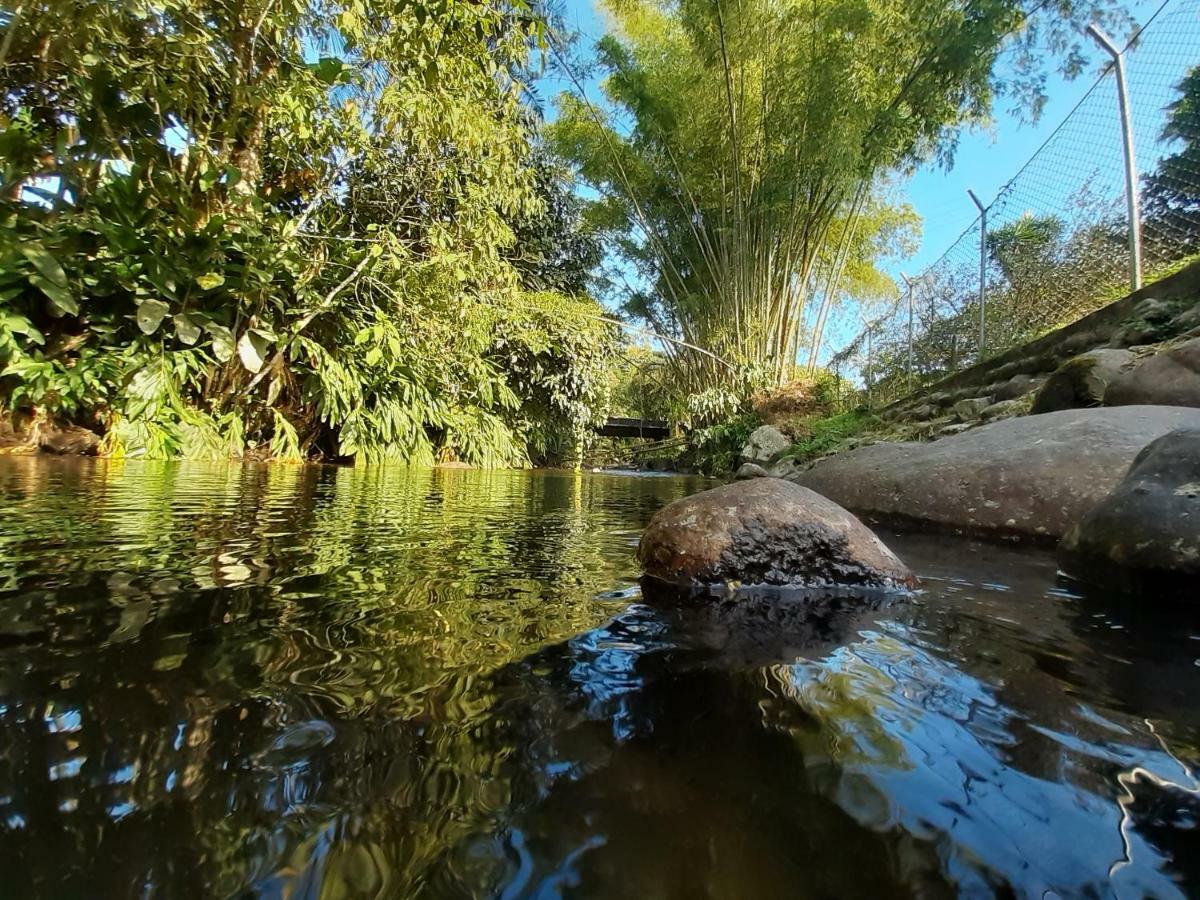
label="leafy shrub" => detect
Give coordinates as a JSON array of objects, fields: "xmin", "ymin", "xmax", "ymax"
[{"xmin": 0, "ymin": 0, "xmax": 621, "ymax": 466}]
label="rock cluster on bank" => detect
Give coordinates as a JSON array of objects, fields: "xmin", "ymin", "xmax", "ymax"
[{"xmin": 791, "ymin": 405, "xmax": 1200, "ymax": 542}]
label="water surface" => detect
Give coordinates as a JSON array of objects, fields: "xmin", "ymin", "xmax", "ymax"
[{"xmin": 1, "ymin": 458, "xmax": 1198, "ymax": 898}]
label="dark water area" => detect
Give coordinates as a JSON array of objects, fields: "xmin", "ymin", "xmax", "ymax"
[{"xmin": 1, "ymin": 459, "xmax": 1199, "ymax": 899}]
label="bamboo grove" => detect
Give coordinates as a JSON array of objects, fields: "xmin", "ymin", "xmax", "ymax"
[{"xmin": 549, "ymin": 0, "xmax": 1132, "ymax": 419}]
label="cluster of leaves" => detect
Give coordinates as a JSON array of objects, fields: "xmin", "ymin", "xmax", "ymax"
[
  {"xmin": 678, "ymin": 412, "xmax": 760, "ymax": 475},
  {"xmin": 784, "ymin": 409, "xmax": 879, "ymax": 464},
  {"xmin": 0, "ymin": 0, "xmax": 617, "ymax": 465}
]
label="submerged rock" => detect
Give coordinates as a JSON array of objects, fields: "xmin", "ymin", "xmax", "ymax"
[
  {"xmin": 793, "ymin": 405, "xmax": 1200, "ymax": 542},
  {"xmin": 1030, "ymin": 348, "xmax": 1135, "ymax": 414},
  {"xmin": 637, "ymin": 478, "xmax": 916, "ymax": 590},
  {"xmin": 1059, "ymin": 429, "xmax": 1200, "ymax": 597},
  {"xmin": 739, "ymin": 424, "xmax": 791, "ymax": 464},
  {"xmin": 1104, "ymin": 338, "xmax": 1200, "ymax": 409}
]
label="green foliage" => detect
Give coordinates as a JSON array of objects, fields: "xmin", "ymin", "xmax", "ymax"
[
  {"xmin": 680, "ymin": 413, "xmax": 760, "ymax": 475},
  {"xmin": 0, "ymin": 0, "xmax": 620, "ymax": 465},
  {"xmin": 786, "ymin": 409, "xmax": 879, "ymax": 464},
  {"xmin": 1144, "ymin": 66, "xmax": 1200, "ymax": 256}
]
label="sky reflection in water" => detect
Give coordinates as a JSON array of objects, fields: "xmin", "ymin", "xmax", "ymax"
[{"xmin": 0, "ymin": 458, "xmax": 1198, "ymax": 898}]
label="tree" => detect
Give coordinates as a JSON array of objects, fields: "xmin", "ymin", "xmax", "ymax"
[
  {"xmin": 549, "ymin": 0, "xmax": 1131, "ymax": 406},
  {"xmin": 1143, "ymin": 66, "xmax": 1200, "ymax": 257},
  {"xmin": 0, "ymin": 0, "xmax": 621, "ymax": 465}
]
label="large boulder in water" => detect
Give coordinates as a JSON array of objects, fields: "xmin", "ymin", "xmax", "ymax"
[
  {"xmin": 1059, "ymin": 430, "xmax": 1200, "ymax": 597},
  {"xmin": 793, "ymin": 405, "xmax": 1200, "ymax": 542},
  {"xmin": 637, "ymin": 478, "xmax": 916, "ymax": 590},
  {"xmin": 1104, "ymin": 338, "xmax": 1200, "ymax": 408}
]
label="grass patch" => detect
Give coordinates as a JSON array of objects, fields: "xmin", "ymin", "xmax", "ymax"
[{"xmin": 784, "ymin": 409, "xmax": 879, "ymax": 463}]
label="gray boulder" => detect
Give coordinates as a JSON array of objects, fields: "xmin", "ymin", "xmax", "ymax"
[
  {"xmin": 994, "ymin": 373, "xmax": 1046, "ymax": 401},
  {"xmin": 1104, "ymin": 338, "xmax": 1200, "ymax": 409},
  {"xmin": 1030, "ymin": 348, "xmax": 1136, "ymax": 414},
  {"xmin": 637, "ymin": 478, "xmax": 916, "ymax": 589},
  {"xmin": 739, "ymin": 424, "xmax": 791, "ymax": 464},
  {"xmin": 734, "ymin": 462, "xmax": 770, "ymax": 480},
  {"xmin": 1059, "ymin": 429, "xmax": 1200, "ymax": 597},
  {"xmin": 793, "ymin": 406, "xmax": 1200, "ymax": 541}
]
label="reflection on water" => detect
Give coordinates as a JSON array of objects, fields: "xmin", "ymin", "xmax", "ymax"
[{"xmin": 1, "ymin": 458, "xmax": 1198, "ymax": 898}]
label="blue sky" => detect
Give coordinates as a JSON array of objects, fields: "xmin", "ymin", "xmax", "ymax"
[{"xmin": 537, "ymin": 0, "xmax": 1196, "ymax": 360}]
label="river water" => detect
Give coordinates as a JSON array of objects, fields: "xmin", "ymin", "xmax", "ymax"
[{"xmin": 0, "ymin": 458, "xmax": 1197, "ymax": 898}]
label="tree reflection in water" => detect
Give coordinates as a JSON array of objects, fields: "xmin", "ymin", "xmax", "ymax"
[{"xmin": 0, "ymin": 459, "xmax": 1198, "ymax": 898}]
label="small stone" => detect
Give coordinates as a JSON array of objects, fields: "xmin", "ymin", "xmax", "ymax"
[
  {"xmin": 939, "ymin": 422, "xmax": 973, "ymax": 437},
  {"xmin": 637, "ymin": 478, "xmax": 916, "ymax": 590},
  {"xmin": 1059, "ymin": 429, "xmax": 1200, "ymax": 597},
  {"xmin": 734, "ymin": 462, "xmax": 770, "ymax": 480},
  {"xmin": 739, "ymin": 424, "xmax": 791, "ymax": 464},
  {"xmin": 980, "ymin": 398, "xmax": 1023, "ymax": 421},
  {"xmin": 952, "ymin": 397, "xmax": 992, "ymax": 421},
  {"xmin": 994, "ymin": 373, "xmax": 1045, "ymax": 401}
]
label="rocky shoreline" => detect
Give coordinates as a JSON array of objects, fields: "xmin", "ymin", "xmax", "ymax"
[{"xmin": 644, "ymin": 266, "xmax": 1200, "ymax": 598}]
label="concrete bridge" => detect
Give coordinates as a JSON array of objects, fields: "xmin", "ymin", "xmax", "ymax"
[{"xmin": 597, "ymin": 417, "xmax": 671, "ymax": 439}]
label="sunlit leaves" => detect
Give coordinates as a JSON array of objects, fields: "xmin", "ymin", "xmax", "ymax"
[
  {"xmin": 0, "ymin": 0, "xmax": 622, "ymax": 466},
  {"xmin": 237, "ymin": 330, "xmax": 270, "ymax": 373},
  {"xmin": 136, "ymin": 299, "xmax": 170, "ymax": 334}
]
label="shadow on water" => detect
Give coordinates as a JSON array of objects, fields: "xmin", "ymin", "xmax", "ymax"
[{"xmin": 1, "ymin": 458, "xmax": 1199, "ymax": 898}]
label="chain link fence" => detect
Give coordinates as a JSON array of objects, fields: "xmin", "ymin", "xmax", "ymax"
[{"xmin": 827, "ymin": 0, "xmax": 1200, "ymax": 410}]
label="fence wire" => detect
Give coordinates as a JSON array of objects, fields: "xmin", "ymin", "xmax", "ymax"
[{"xmin": 827, "ymin": 0, "xmax": 1200, "ymax": 410}]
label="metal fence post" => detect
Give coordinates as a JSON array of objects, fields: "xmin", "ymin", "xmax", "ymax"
[
  {"xmin": 901, "ymin": 272, "xmax": 915, "ymax": 390},
  {"xmin": 865, "ymin": 325, "xmax": 873, "ymax": 407},
  {"xmin": 1088, "ymin": 24, "xmax": 1144, "ymax": 291},
  {"xmin": 968, "ymin": 189, "xmax": 988, "ymax": 360}
]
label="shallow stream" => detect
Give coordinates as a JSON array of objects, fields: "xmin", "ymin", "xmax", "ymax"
[{"xmin": 0, "ymin": 459, "xmax": 1197, "ymax": 898}]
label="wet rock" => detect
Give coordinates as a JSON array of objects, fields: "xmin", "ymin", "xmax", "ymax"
[
  {"xmin": 1059, "ymin": 429, "xmax": 1200, "ymax": 597},
  {"xmin": 994, "ymin": 373, "xmax": 1045, "ymax": 401},
  {"xmin": 952, "ymin": 397, "xmax": 992, "ymax": 421},
  {"xmin": 1030, "ymin": 349, "xmax": 1135, "ymax": 414},
  {"xmin": 637, "ymin": 478, "xmax": 916, "ymax": 590},
  {"xmin": 1104, "ymin": 338, "xmax": 1200, "ymax": 409},
  {"xmin": 739, "ymin": 424, "xmax": 790, "ymax": 465},
  {"xmin": 37, "ymin": 422, "xmax": 101, "ymax": 455},
  {"xmin": 793, "ymin": 406, "xmax": 1200, "ymax": 542},
  {"xmin": 734, "ymin": 462, "xmax": 770, "ymax": 480}
]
